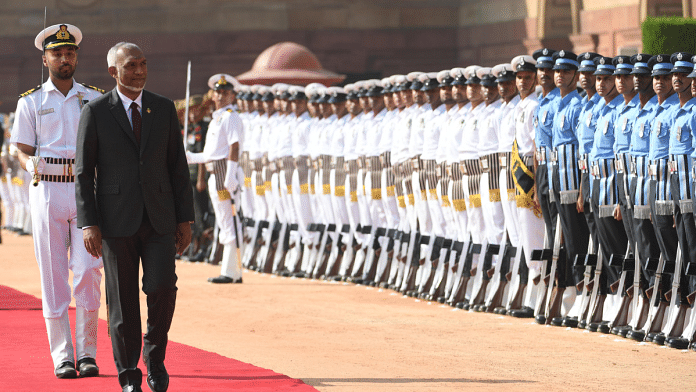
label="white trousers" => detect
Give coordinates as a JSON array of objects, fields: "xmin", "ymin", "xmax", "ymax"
[{"xmin": 30, "ymin": 181, "xmax": 102, "ymax": 319}]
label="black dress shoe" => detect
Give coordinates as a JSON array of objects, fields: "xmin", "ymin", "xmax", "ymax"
[
  {"xmin": 562, "ymin": 316, "xmax": 579, "ymax": 328},
  {"xmin": 123, "ymin": 385, "xmax": 143, "ymax": 392},
  {"xmin": 509, "ymin": 306, "xmax": 534, "ymax": 318},
  {"xmin": 645, "ymin": 332, "xmax": 658, "ymax": 342},
  {"xmin": 618, "ymin": 325, "xmax": 632, "ymax": 338},
  {"xmin": 690, "ymin": 341, "xmax": 696, "ymax": 351},
  {"xmin": 208, "ymin": 275, "xmax": 234, "ymax": 283},
  {"xmin": 587, "ymin": 321, "xmax": 609, "ymax": 333},
  {"xmin": 147, "ymin": 362, "xmax": 169, "ymax": 392},
  {"xmin": 578, "ymin": 319, "xmax": 587, "ymax": 329},
  {"xmin": 493, "ymin": 307, "xmax": 507, "ymax": 315},
  {"xmin": 652, "ymin": 333, "xmax": 666, "ymax": 345},
  {"xmin": 55, "ymin": 361, "xmax": 77, "ymax": 379},
  {"xmin": 77, "ymin": 357, "xmax": 99, "ymax": 377},
  {"xmin": 627, "ymin": 329, "xmax": 646, "ymax": 342},
  {"xmin": 550, "ymin": 317, "xmax": 564, "ymax": 327},
  {"xmin": 534, "ymin": 315, "xmax": 546, "ymax": 324},
  {"xmin": 666, "ymin": 337, "xmax": 690, "ymax": 349}
]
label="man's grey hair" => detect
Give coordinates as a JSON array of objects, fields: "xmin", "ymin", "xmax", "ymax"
[{"xmin": 107, "ymin": 42, "xmax": 142, "ymax": 67}]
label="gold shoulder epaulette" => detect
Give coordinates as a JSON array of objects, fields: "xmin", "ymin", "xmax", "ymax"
[
  {"xmin": 227, "ymin": 108, "xmax": 233, "ymax": 112},
  {"xmin": 19, "ymin": 85, "xmax": 41, "ymax": 98},
  {"xmin": 80, "ymin": 83, "xmax": 105, "ymax": 93}
]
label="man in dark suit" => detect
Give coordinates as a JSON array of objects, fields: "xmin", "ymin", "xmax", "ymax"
[{"xmin": 75, "ymin": 42, "xmax": 194, "ymax": 392}]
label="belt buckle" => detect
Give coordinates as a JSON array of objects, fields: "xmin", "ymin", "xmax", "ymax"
[
  {"xmin": 461, "ymin": 164, "xmax": 468, "ymax": 175},
  {"xmin": 669, "ymin": 160, "xmax": 677, "ymax": 173},
  {"xmin": 446, "ymin": 166, "xmax": 452, "ymax": 177},
  {"xmin": 499, "ymin": 155, "xmax": 506, "ymax": 167},
  {"xmin": 649, "ymin": 164, "xmax": 657, "ymax": 177},
  {"xmin": 481, "ymin": 157, "xmax": 488, "ymax": 170}
]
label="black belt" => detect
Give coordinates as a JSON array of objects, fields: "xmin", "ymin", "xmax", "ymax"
[
  {"xmin": 43, "ymin": 157, "xmax": 75, "ymax": 165},
  {"xmin": 40, "ymin": 174, "xmax": 74, "ymax": 183}
]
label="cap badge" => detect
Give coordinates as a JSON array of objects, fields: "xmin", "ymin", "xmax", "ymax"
[
  {"xmin": 599, "ymin": 57, "xmax": 605, "ymax": 65},
  {"xmin": 559, "ymin": 50, "xmax": 565, "ymax": 57},
  {"xmin": 584, "ymin": 53, "xmax": 591, "ymax": 59},
  {"xmin": 56, "ymin": 25, "xmax": 70, "ymax": 40},
  {"xmin": 678, "ymin": 53, "xmax": 683, "ymax": 60},
  {"xmin": 636, "ymin": 54, "xmax": 642, "ymax": 61},
  {"xmin": 520, "ymin": 58, "xmax": 525, "ymax": 66},
  {"xmin": 218, "ymin": 75, "xmax": 228, "ymax": 85},
  {"xmin": 542, "ymin": 49, "xmax": 548, "ymax": 55},
  {"xmin": 657, "ymin": 55, "xmax": 663, "ymax": 62}
]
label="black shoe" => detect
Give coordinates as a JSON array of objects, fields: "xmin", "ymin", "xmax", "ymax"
[
  {"xmin": 208, "ymin": 275, "xmax": 234, "ymax": 283},
  {"xmin": 55, "ymin": 361, "xmax": 77, "ymax": 379},
  {"xmin": 77, "ymin": 357, "xmax": 99, "ymax": 377},
  {"xmin": 617, "ymin": 325, "xmax": 632, "ymax": 338},
  {"xmin": 666, "ymin": 337, "xmax": 690, "ymax": 349},
  {"xmin": 550, "ymin": 317, "xmax": 564, "ymax": 327},
  {"xmin": 652, "ymin": 333, "xmax": 666, "ymax": 345},
  {"xmin": 534, "ymin": 315, "xmax": 546, "ymax": 324},
  {"xmin": 646, "ymin": 332, "xmax": 658, "ymax": 342},
  {"xmin": 147, "ymin": 362, "xmax": 169, "ymax": 392},
  {"xmin": 627, "ymin": 329, "xmax": 646, "ymax": 342},
  {"xmin": 123, "ymin": 385, "xmax": 143, "ymax": 392},
  {"xmin": 509, "ymin": 306, "xmax": 534, "ymax": 318},
  {"xmin": 561, "ymin": 316, "xmax": 579, "ymax": 328},
  {"xmin": 493, "ymin": 307, "xmax": 507, "ymax": 315},
  {"xmin": 587, "ymin": 321, "xmax": 608, "ymax": 332},
  {"xmin": 578, "ymin": 319, "xmax": 587, "ymax": 329}
]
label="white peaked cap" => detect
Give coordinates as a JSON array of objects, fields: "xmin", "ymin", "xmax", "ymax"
[{"xmin": 406, "ymin": 71, "xmax": 424, "ymax": 82}]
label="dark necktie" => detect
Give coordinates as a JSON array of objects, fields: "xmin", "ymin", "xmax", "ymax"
[{"xmin": 130, "ymin": 102, "xmax": 142, "ymax": 145}]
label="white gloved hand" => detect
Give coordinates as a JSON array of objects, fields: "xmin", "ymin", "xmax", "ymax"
[
  {"xmin": 224, "ymin": 160, "xmax": 240, "ymax": 193},
  {"xmin": 25, "ymin": 156, "xmax": 45, "ymax": 176},
  {"xmin": 185, "ymin": 150, "xmax": 193, "ymax": 164}
]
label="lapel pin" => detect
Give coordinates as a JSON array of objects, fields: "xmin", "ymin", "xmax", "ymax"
[{"xmin": 146, "ymin": 108, "xmax": 151, "ymax": 113}]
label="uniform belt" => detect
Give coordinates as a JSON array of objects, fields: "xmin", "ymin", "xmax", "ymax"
[
  {"xmin": 42, "ymin": 162, "xmax": 74, "ymax": 177},
  {"xmin": 669, "ymin": 154, "xmax": 689, "ymax": 174},
  {"xmin": 498, "ymin": 152, "xmax": 511, "ymax": 169},
  {"xmin": 591, "ymin": 158, "xmax": 613, "ymax": 178},
  {"xmin": 410, "ymin": 156, "xmax": 421, "ymax": 171},
  {"xmin": 615, "ymin": 153, "xmax": 627, "ymax": 173},
  {"xmin": 577, "ymin": 153, "xmax": 588, "ymax": 172},
  {"xmin": 40, "ymin": 174, "xmax": 74, "ymax": 183},
  {"xmin": 295, "ymin": 155, "xmax": 310, "ymax": 169},
  {"xmin": 367, "ymin": 156, "xmax": 381, "ymax": 171},
  {"xmin": 479, "ymin": 156, "xmax": 489, "ymax": 173},
  {"xmin": 43, "ymin": 157, "xmax": 74, "ymax": 165},
  {"xmin": 535, "ymin": 147, "xmax": 547, "ymax": 164},
  {"xmin": 380, "ymin": 151, "xmax": 391, "ymax": 168}
]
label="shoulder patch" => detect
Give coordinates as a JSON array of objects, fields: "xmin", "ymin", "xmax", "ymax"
[
  {"xmin": 19, "ymin": 85, "xmax": 41, "ymax": 98},
  {"xmin": 80, "ymin": 83, "xmax": 105, "ymax": 93}
]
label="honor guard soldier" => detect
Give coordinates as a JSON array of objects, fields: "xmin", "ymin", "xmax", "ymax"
[
  {"xmin": 585, "ymin": 56, "xmax": 628, "ymax": 332},
  {"xmin": 659, "ymin": 52, "xmax": 696, "ymax": 346},
  {"xmin": 608, "ymin": 54, "xmax": 641, "ymax": 335},
  {"xmin": 667, "ymin": 58, "xmax": 696, "ymax": 349},
  {"xmin": 11, "ymin": 23, "xmax": 104, "ymax": 378},
  {"xmin": 546, "ymin": 50, "xmax": 590, "ymax": 325},
  {"xmin": 625, "ymin": 54, "xmax": 661, "ymax": 341},
  {"xmin": 507, "ymin": 55, "xmax": 546, "ymax": 317},
  {"xmin": 186, "ymin": 74, "xmax": 244, "ymax": 284}
]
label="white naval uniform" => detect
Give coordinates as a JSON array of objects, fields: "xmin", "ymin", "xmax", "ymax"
[
  {"xmin": 513, "ymin": 93, "xmax": 544, "ymax": 275},
  {"xmin": 291, "ymin": 112, "xmax": 315, "ymax": 244},
  {"xmin": 477, "ymin": 99, "xmax": 505, "ymax": 250},
  {"xmin": 11, "ymin": 78, "xmax": 103, "ymax": 369},
  {"xmin": 459, "ymin": 102, "xmax": 487, "ymax": 264},
  {"xmin": 187, "ymin": 104, "xmax": 244, "ymax": 281}
]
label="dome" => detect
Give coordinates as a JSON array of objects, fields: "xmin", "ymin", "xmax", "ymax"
[{"xmin": 236, "ymin": 42, "xmax": 345, "ymax": 86}]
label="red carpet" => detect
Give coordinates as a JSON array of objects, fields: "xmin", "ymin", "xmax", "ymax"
[{"xmin": 0, "ymin": 285, "xmax": 317, "ymax": 391}]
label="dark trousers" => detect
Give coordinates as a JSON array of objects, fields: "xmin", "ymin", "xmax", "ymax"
[
  {"xmin": 590, "ymin": 178, "xmax": 626, "ymax": 295},
  {"xmin": 536, "ymin": 163, "xmax": 558, "ymax": 246},
  {"xmin": 581, "ymin": 171, "xmax": 598, "ymax": 253},
  {"xmin": 102, "ymin": 213, "xmax": 178, "ymax": 387},
  {"xmin": 552, "ymin": 165, "xmax": 589, "ymax": 288}
]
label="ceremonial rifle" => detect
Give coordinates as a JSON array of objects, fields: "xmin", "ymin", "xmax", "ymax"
[
  {"xmin": 583, "ymin": 243, "xmax": 604, "ymax": 327},
  {"xmin": 182, "ymin": 61, "xmax": 191, "ymax": 149},
  {"xmin": 31, "ymin": 7, "xmax": 47, "ymax": 187},
  {"xmin": 574, "ymin": 236, "xmax": 595, "ymax": 324},
  {"xmin": 641, "ymin": 253, "xmax": 667, "ymax": 339},
  {"xmin": 543, "ymin": 217, "xmax": 563, "ymax": 320}
]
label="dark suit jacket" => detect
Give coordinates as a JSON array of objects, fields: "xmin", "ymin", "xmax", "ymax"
[{"xmin": 75, "ymin": 88, "xmax": 194, "ymax": 238}]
